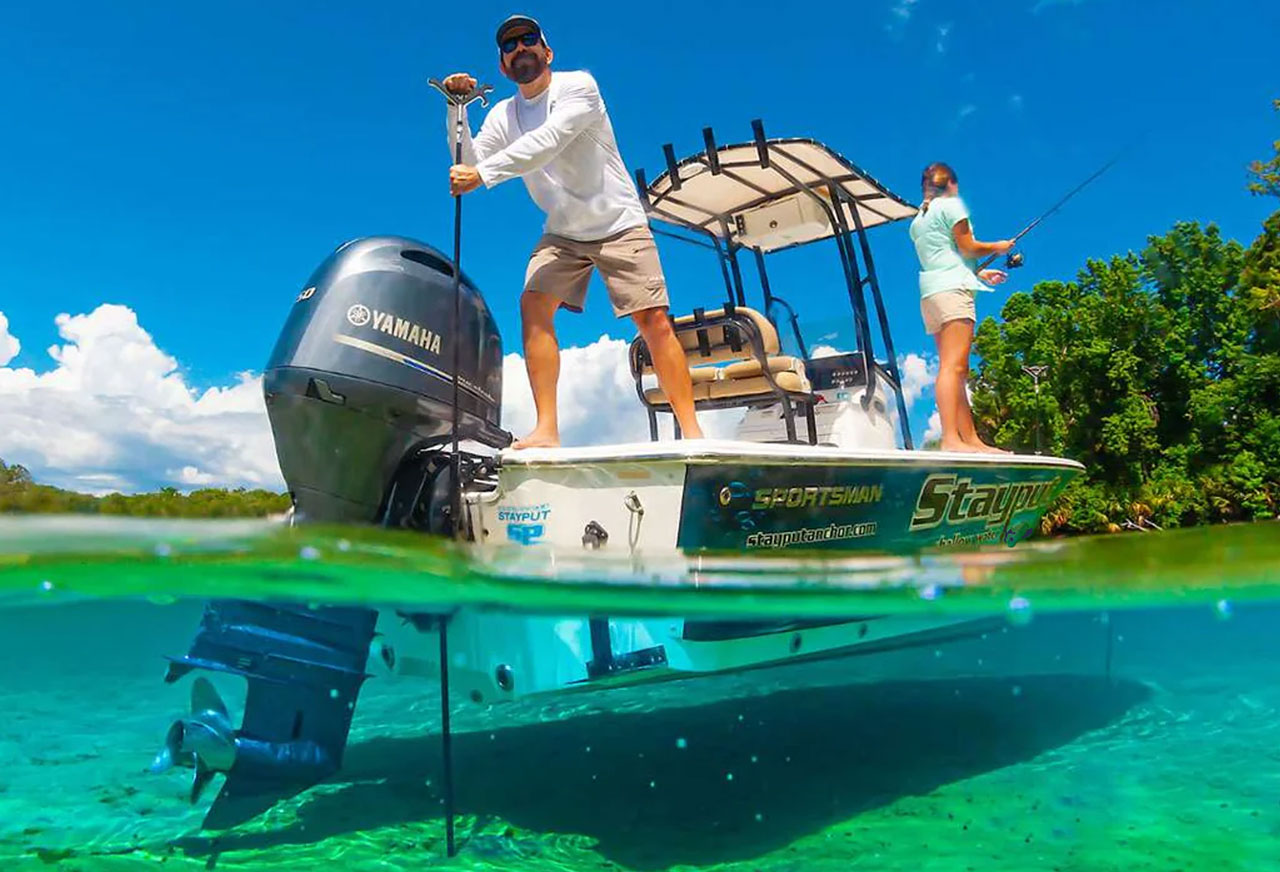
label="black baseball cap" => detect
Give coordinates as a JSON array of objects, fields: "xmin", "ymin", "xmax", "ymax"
[{"xmin": 495, "ymin": 15, "xmax": 543, "ymax": 46}]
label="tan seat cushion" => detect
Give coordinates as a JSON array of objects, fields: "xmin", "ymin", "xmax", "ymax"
[
  {"xmin": 721, "ymin": 355, "xmax": 807, "ymax": 381},
  {"xmin": 707, "ymin": 371, "xmax": 810, "ymax": 400},
  {"xmin": 644, "ymin": 382, "xmax": 715, "ymax": 405},
  {"xmin": 642, "ymin": 355, "xmax": 811, "ymax": 406}
]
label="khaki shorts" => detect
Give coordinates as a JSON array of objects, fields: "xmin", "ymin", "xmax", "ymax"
[
  {"xmin": 921, "ymin": 290, "xmax": 976, "ymax": 334},
  {"xmin": 523, "ymin": 226, "xmax": 669, "ymax": 318}
]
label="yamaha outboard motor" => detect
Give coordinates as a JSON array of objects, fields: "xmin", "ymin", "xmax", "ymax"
[
  {"xmin": 152, "ymin": 237, "xmax": 513, "ymax": 830},
  {"xmin": 263, "ymin": 235, "xmax": 510, "ymax": 525}
]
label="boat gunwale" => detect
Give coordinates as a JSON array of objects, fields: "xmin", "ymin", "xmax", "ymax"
[{"xmin": 497, "ymin": 441, "xmax": 1085, "ymax": 473}]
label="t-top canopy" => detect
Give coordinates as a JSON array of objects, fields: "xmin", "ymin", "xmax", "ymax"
[{"xmin": 640, "ymin": 130, "xmax": 918, "ymax": 254}]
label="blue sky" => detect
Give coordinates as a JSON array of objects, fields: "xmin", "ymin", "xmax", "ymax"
[{"xmin": 0, "ymin": 0, "xmax": 1277, "ymax": 487}]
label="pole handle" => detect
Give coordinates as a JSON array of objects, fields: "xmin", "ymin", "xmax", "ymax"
[{"xmin": 428, "ymin": 78, "xmax": 494, "ymax": 109}]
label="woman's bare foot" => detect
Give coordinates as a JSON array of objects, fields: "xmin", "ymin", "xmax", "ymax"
[
  {"xmin": 511, "ymin": 430, "xmax": 560, "ymax": 450},
  {"xmin": 971, "ymin": 441, "xmax": 1011, "ymax": 455},
  {"xmin": 939, "ymin": 438, "xmax": 975, "ymax": 453}
]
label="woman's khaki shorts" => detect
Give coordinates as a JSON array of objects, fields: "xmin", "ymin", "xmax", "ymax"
[
  {"xmin": 523, "ymin": 226, "xmax": 669, "ymax": 318},
  {"xmin": 921, "ymin": 290, "xmax": 976, "ymax": 334}
]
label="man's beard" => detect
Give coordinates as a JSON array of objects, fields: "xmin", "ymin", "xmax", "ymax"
[{"xmin": 509, "ymin": 52, "xmax": 544, "ymax": 84}]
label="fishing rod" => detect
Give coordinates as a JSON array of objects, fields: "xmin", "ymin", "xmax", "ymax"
[{"xmin": 978, "ymin": 152, "xmax": 1124, "ymax": 272}]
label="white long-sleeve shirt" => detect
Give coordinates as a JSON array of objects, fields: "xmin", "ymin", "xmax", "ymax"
[{"xmin": 446, "ymin": 70, "xmax": 648, "ymax": 242}]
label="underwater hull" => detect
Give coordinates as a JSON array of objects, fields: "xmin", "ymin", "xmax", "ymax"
[
  {"xmin": 372, "ymin": 609, "xmax": 1004, "ymax": 706},
  {"xmin": 475, "ymin": 440, "xmax": 1085, "ymax": 554}
]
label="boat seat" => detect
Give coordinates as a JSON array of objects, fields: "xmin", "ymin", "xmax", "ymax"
[
  {"xmin": 642, "ymin": 366, "xmax": 719, "ymax": 404},
  {"xmin": 643, "ymin": 356, "xmax": 811, "ymax": 404},
  {"xmin": 629, "ymin": 304, "xmax": 817, "ymax": 444}
]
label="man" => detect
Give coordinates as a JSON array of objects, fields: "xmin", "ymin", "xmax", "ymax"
[{"xmin": 443, "ymin": 14, "xmax": 703, "ymax": 448}]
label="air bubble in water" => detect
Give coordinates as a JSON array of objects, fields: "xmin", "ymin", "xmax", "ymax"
[
  {"xmin": 154, "ymin": 543, "xmax": 172, "ymax": 558},
  {"xmin": 300, "ymin": 546, "xmax": 320, "ymax": 560},
  {"xmin": 329, "ymin": 688, "xmax": 340, "ymax": 699},
  {"xmin": 755, "ymin": 813, "xmax": 764, "ymax": 822},
  {"xmin": 1214, "ymin": 599, "xmax": 1233, "ymax": 621},
  {"xmin": 726, "ymin": 772, "xmax": 734, "ymax": 781},
  {"xmin": 337, "ymin": 539, "xmax": 352, "ymax": 552},
  {"xmin": 1012, "ymin": 685, "xmax": 1023, "ymax": 697},
  {"xmin": 1007, "ymin": 596, "xmax": 1033, "ymax": 626},
  {"xmin": 676, "ymin": 738, "xmax": 688, "ymax": 750},
  {"xmin": 919, "ymin": 583, "xmax": 942, "ymax": 601},
  {"xmin": 39, "ymin": 580, "xmax": 53, "ymax": 592}
]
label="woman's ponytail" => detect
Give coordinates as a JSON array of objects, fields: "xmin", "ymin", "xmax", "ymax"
[{"xmin": 919, "ymin": 162, "xmax": 957, "ymax": 214}]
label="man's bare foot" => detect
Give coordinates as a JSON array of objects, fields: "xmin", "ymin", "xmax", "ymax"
[
  {"xmin": 939, "ymin": 439, "xmax": 975, "ymax": 453},
  {"xmin": 511, "ymin": 431, "xmax": 560, "ymax": 450},
  {"xmin": 970, "ymin": 441, "xmax": 1011, "ymax": 455}
]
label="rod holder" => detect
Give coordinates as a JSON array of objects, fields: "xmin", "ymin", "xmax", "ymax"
[
  {"xmin": 635, "ymin": 169, "xmax": 650, "ymax": 208},
  {"xmin": 663, "ymin": 144, "xmax": 681, "ymax": 191},
  {"xmin": 702, "ymin": 127, "xmax": 721, "ymax": 174},
  {"xmin": 751, "ymin": 119, "xmax": 769, "ymax": 169}
]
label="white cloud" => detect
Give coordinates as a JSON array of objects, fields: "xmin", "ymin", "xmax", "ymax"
[
  {"xmin": 897, "ymin": 352, "xmax": 936, "ymax": 410},
  {"xmin": 936, "ymin": 23, "xmax": 952, "ymax": 53},
  {"xmin": 886, "ymin": 0, "xmax": 920, "ymax": 34},
  {"xmin": 0, "ymin": 312, "xmax": 19, "ymax": 366},
  {"xmin": 0, "ymin": 305, "xmax": 282, "ymax": 494},
  {"xmin": 924, "ymin": 411, "xmax": 942, "ymax": 443},
  {"xmin": 948, "ymin": 103, "xmax": 978, "ymax": 133}
]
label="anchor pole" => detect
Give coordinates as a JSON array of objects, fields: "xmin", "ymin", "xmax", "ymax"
[
  {"xmin": 1103, "ymin": 612, "xmax": 1115, "ymax": 685},
  {"xmin": 438, "ymin": 615, "xmax": 456, "ymax": 856}
]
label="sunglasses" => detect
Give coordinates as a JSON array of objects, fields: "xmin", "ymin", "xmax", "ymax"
[{"xmin": 500, "ymin": 32, "xmax": 541, "ymax": 53}]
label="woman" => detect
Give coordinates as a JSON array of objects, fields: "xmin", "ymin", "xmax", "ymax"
[{"xmin": 909, "ymin": 163, "xmax": 1015, "ymax": 454}]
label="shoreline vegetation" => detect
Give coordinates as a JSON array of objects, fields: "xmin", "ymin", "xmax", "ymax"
[
  {"xmin": 2, "ymin": 102, "xmax": 1277, "ymax": 535},
  {"xmin": 0, "ymin": 460, "xmax": 289, "ymax": 518}
]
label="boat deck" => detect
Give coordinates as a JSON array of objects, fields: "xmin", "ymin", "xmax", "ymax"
[{"xmin": 499, "ymin": 439, "xmax": 1086, "ymax": 471}]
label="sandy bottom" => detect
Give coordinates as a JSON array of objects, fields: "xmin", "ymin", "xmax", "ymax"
[{"xmin": 0, "ymin": 600, "xmax": 1277, "ymax": 871}]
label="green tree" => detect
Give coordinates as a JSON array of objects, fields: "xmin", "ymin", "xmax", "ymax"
[
  {"xmin": 971, "ymin": 220, "xmax": 1277, "ymax": 532},
  {"xmin": 1247, "ymin": 98, "xmax": 1280, "ymax": 198},
  {"xmin": 0, "ymin": 459, "xmax": 290, "ymax": 518},
  {"xmin": 1240, "ymin": 210, "xmax": 1280, "ymax": 351}
]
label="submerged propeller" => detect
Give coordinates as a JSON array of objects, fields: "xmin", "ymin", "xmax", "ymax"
[{"xmin": 148, "ymin": 678, "xmax": 237, "ymax": 804}]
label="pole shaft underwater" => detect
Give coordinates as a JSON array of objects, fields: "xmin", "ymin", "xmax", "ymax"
[{"xmin": 439, "ymin": 616, "xmax": 456, "ymax": 855}]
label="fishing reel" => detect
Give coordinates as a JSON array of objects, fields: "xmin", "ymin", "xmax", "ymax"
[{"xmin": 1005, "ymin": 251, "xmax": 1025, "ymax": 269}]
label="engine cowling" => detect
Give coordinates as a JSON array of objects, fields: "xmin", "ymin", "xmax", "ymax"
[{"xmin": 263, "ymin": 236, "xmax": 508, "ymax": 523}]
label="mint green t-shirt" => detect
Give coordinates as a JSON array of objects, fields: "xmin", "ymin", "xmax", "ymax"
[{"xmin": 908, "ymin": 195, "xmax": 989, "ymax": 299}]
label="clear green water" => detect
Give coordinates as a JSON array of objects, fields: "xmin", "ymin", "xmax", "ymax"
[{"xmin": 1, "ymin": 518, "xmax": 1278, "ymax": 870}]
